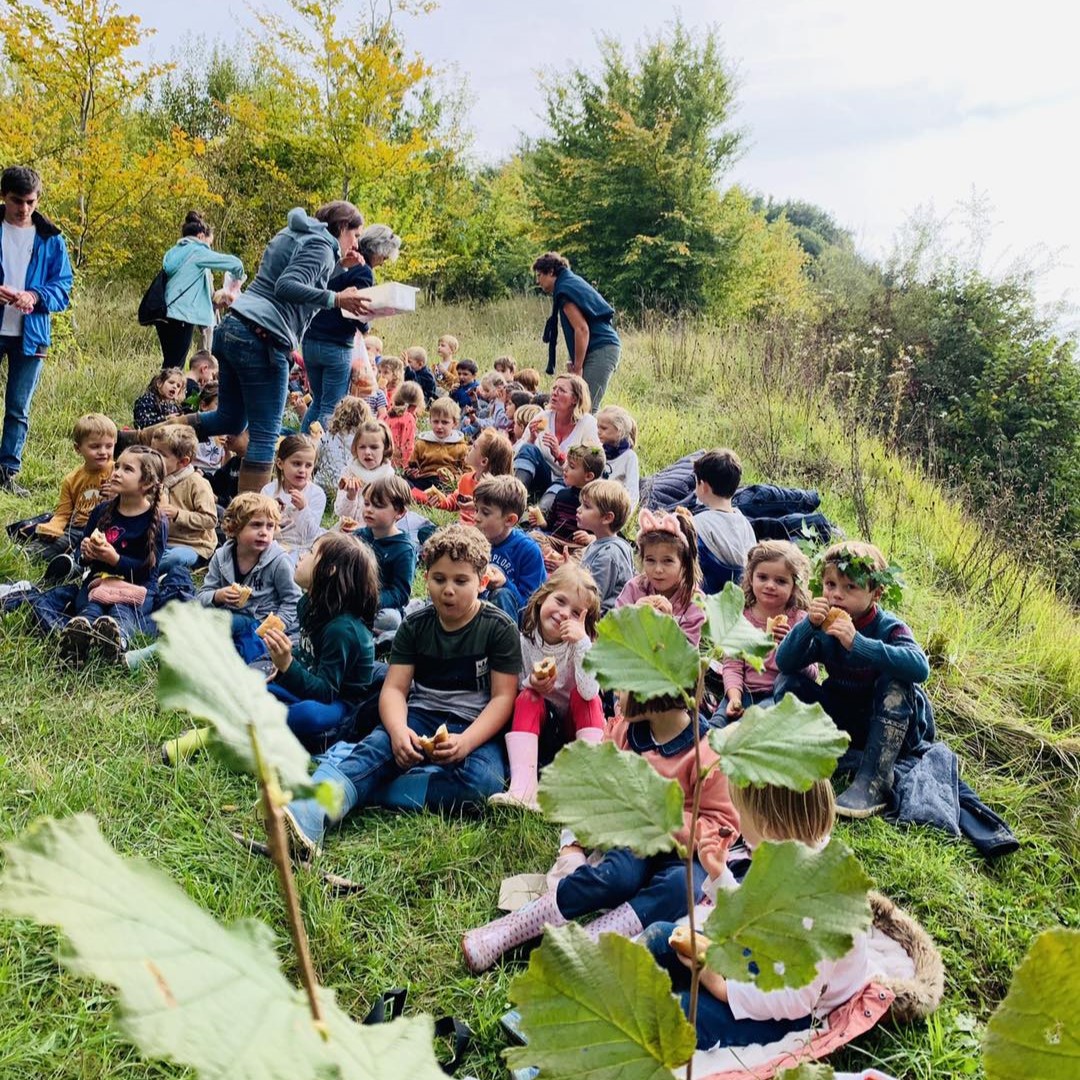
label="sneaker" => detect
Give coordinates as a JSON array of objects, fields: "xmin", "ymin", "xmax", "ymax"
[
  {"xmin": 280, "ymin": 802, "xmax": 324, "ymax": 860},
  {"xmin": 91, "ymin": 616, "xmax": 126, "ymax": 664},
  {"xmin": 0, "ymin": 470, "xmax": 30, "ymax": 497},
  {"xmin": 42, "ymin": 553, "xmax": 77, "ymax": 585},
  {"xmin": 0, "ymin": 580, "xmax": 33, "ymax": 601},
  {"xmin": 58, "ymin": 616, "xmax": 93, "ymax": 668}
]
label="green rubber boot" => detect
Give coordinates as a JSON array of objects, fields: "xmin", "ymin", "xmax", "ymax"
[{"xmin": 161, "ymin": 726, "xmax": 211, "ymax": 766}]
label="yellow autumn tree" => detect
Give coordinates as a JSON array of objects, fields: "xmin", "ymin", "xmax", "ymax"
[{"xmin": 0, "ymin": 0, "xmax": 210, "ymax": 277}]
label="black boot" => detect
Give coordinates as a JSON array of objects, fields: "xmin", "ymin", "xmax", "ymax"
[{"xmin": 836, "ymin": 718, "xmax": 906, "ymax": 818}]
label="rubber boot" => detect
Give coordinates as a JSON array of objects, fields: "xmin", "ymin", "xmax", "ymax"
[
  {"xmin": 238, "ymin": 460, "xmax": 274, "ymax": 495},
  {"xmin": 580, "ymin": 902, "xmax": 644, "ymax": 942},
  {"xmin": 162, "ymin": 726, "xmax": 211, "ymax": 766},
  {"xmin": 836, "ymin": 719, "xmax": 906, "ymax": 818},
  {"xmin": 488, "ymin": 732, "xmax": 540, "ymax": 810},
  {"xmin": 461, "ymin": 891, "xmax": 566, "ymax": 973}
]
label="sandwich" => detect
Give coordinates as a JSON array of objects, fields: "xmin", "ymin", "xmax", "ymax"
[
  {"xmin": 668, "ymin": 925, "xmax": 711, "ymax": 964},
  {"xmin": 308, "ymin": 421, "xmax": 324, "ymax": 439},
  {"xmin": 533, "ymin": 657, "xmax": 557, "ymax": 681},
  {"xmin": 765, "ymin": 613, "xmax": 789, "ymax": 637},
  {"xmin": 89, "ymin": 528, "xmax": 106, "ymax": 546},
  {"xmin": 821, "ymin": 606, "xmax": 850, "ymax": 631},
  {"xmin": 233, "ymin": 584, "xmax": 253, "ymax": 606},
  {"xmin": 255, "ymin": 612, "xmax": 285, "ymax": 639},
  {"xmin": 417, "ymin": 723, "xmax": 451, "ymax": 758}
]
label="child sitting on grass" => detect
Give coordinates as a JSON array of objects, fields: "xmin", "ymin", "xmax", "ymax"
[
  {"xmin": 462, "ymin": 683, "xmax": 739, "ymax": 972},
  {"xmin": 462, "ymin": 371, "xmax": 510, "ymax": 437},
  {"xmin": 403, "ymin": 344, "xmax": 437, "ymax": 406},
  {"xmin": 489, "ymin": 564, "xmax": 604, "ymax": 810},
  {"xmin": 576, "ymin": 478, "xmax": 634, "ymax": 614},
  {"xmin": 596, "ymin": 404, "xmax": 640, "ymax": 507},
  {"xmin": 617, "ymin": 507, "xmax": 705, "ymax": 646},
  {"xmin": 385, "ymin": 382, "xmax": 424, "ymax": 470},
  {"xmin": 133, "ymin": 367, "xmax": 186, "ymax": 428},
  {"xmin": 404, "ymin": 396, "xmax": 468, "ymax": 491},
  {"xmin": 262, "ymin": 434, "xmax": 324, "ymax": 562},
  {"xmin": 314, "ymin": 396, "xmax": 373, "ymax": 493},
  {"xmin": 184, "ymin": 350, "xmax": 218, "ymax": 403},
  {"xmin": 354, "ymin": 476, "xmax": 417, "ymax": 641},
  {"xmin": 193, "ymin": 384, "xmax": 225, "ymax": 474},
  {"xmin": 493, "ymin": 355, "xmax": 516, "ymax": 379},
  {"xmin": 640, "ymin": 780, "xmax": 869, "ymax": 1052},
  {"xmin": 151, "ymin": 425, "xmax": 218, "ymax": 574},
  {"xmin": 473, "ymin": 475, "xmax": 547, "ymax": 621},
  {"xmin": 333, "ymin": 420, "xmax": 394, "ymax": 526},
  {"xmin": 775, "ymin": 540, "xmax": 932, "ymax": 819},
  {"xmin": 281, "ymin": 524, "xmax": 522, "ymax": 855},
  {"xmin": 527, "ymin": 443, "xmax": 606, "ymax": 569},
  {"xmin": 434, "ymin": 332, "xmax": 460, "ymax": 392},
  {"xmin": 378, "ymin": 355, "xmax": 405, "ymax": 403},
  {"xmin": 450, "ymin": 357, "xmax": 481, "ymax": 410},
  {"xmin": 7, "ymin": 413, "xmax": 116, "ymax": 567},
  {"xmin": 422, "ymin": 428, "xmax": 513, "ymax": 527},
  {"xmin": 693, "ymin": 449, "xmax": 756, "ymax": 593},
  {"xmin": 210, "ymin": 430, "xmax": 247, "ymax": 511}
]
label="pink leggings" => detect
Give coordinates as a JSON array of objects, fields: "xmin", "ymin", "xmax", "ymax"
[{"xmin": 511, "ymin": 687, "xmax": 604, "ymax": 738}]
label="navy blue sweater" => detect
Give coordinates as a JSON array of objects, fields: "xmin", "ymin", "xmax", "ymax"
[{"xmin": 356, "ymin": 527, "xmax": 417, "ymax": 611}]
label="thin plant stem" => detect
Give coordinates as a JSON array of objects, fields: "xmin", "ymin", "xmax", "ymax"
[
  {"xmin": 682, "ymin": 676, "xmax": 707, "ymax": 1080},
  {"xmin": 248, "ymin": 723, "xmax": 327, "ymax": 1036}
]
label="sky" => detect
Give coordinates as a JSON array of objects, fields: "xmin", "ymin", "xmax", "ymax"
[{"xmin": 128, "ymin": 0, "xmax": 1080, "ymax": 321}]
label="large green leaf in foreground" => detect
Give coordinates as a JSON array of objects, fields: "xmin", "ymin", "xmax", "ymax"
[
  {"xmin": 154, "ymin": 602, "xmax": 313, "ymax": 795},
  {"xmin": 506, "ymin": 923, "xmax": 696, "ymax": 1080},
  {"xmin": 704, "ymin": 838, "xmax": 872, "ymax": 991},
  {"xmin": 0, "ymin": 815, "xmax": 446, "ymax": 1080},
  {"xmin": 709, "ymin": 695, "xmax": 850, "ymax": 791},
  {"xmin": 584, "ymin": 604, "xmax": 700, "ymax": 700},
  {"xmin": 984, "ymin": 927, "xmax": 1080, "ymax": 1080},
  {"xmin": 537, "ymin": 740, "xmax": 684, "ymax": 855},
  {"xmin": 701, "ymin": 583, "xmax": 775, "ymax": 666}
]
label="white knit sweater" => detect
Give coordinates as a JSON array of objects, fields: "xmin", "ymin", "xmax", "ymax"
[{"xmin": 518, "ymin": 631, "xmax": 600, "ymax": 715}]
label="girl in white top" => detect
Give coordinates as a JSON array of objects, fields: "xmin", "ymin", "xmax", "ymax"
[
  {"xmin": 261, "ymin": 434, "xmax": 325, "ymax": 563},
  {"xmin": 490, "ymin": 565, "xmax": 605, "ymax": 811},
  {"xmin": 639, "ymin": 778, "xmax": 870, "ymax": 1051},
  {"xmin": 596, "ymin": 404, "xmax": 640, "ymax": 509},
  {"xmin": 314, "ymin": 395, "xmax": 373, "ymax": 493},
  {"xmin": 333, "ymin": 419, "xmax": 395, "ymax": 525}
]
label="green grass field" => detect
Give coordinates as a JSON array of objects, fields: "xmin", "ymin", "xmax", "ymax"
[{"xmin": 0, "ymin": 289, "xmax": 1077, "ymax": 1079}]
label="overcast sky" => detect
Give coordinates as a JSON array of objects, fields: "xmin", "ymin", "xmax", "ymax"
[{"xmin": 128, "ymin": 0, "xmax": 1080, "ymax": 320}]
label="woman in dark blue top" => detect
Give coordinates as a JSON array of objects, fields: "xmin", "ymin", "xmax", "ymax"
[
  {"xmin": 301, "ymin": 224, "xmax": 401, "ymax": 433},
  {"xmin": 533, "ymin": 251, "xmax": 621, "ymax": 411}
]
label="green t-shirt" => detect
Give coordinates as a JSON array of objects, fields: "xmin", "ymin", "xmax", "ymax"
[{"xmin": 390, "ymin": 601, "xmax": 522, "ymax": 722}]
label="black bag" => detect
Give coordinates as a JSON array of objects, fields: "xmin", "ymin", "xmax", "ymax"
[{"xmin": 137, "ymin": 270, "xmax": 170, "ymax": 326}]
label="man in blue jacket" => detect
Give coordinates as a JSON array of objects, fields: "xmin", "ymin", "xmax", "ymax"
[{"xmin": 0, "ymin": 166, "xmax": 74, "ymax": 495}]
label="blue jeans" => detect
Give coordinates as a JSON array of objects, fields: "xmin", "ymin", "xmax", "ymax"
[
  {"xmin": 0, "ymin": 335, "xmax": 44, "ymax": 474},
  {"xmin": 195, "ymin": 315, "xmax": 291, "ymax": 467},
  {"xmin": 301, "ymin": 337, "xmax": 352, "ymax": 433},
  {"xmin": 28, "ymin": 582, "xmax": 156, "ymax": 646},
  {"xmin": 286, "ymin": 708, "xmax": 508, "ymax": 844},
  {"xmin": 555, "ymin": 849, "xmax": 706, "ymax": 925},
  {"xmin": 230, "ymin": 611, "xmax": 268, "ymax": 663},
  {"xmin": 641, "ymin": 922, "xmax": 812, "ymax": 1050},
  {"xmin": 158, "ymin": 545, "xmax": 203, "ymax": 575},
  {"xmin": 514, "ymin": 443, "xmax": 553, "ymax": 503},
  {"xmin": 267, "ymin": 682, "xmax": 353, "ymax": 751}
]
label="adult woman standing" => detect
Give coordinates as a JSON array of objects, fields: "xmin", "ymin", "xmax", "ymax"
[
  {"xmin": 156, "ymin": 211, "xmax": 245, "ymax": 368},
  {"xmin": 300, "ymin": 223, "xmax": 401, "ymax": 433},
  {"xmin": 514, "ymin": 373, "xmax": 598, "ymax": 508},
  {"xmin": 533, "ymin": 252, "xmax": 621, "ymax": 411}
]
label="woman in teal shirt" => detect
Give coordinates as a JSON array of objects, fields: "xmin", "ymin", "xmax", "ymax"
[{"xmin": 157, "ymin": 211, "xmax": 245, "ymax": 368}]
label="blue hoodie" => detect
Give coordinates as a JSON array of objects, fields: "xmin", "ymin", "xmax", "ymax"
[
  {"xmin": 230, "ymin": 208, "xmax": 342, "ymax": 351},
  {"xmin": 0, "ymin": 211, "xmax": 73, "ymax": 355}
]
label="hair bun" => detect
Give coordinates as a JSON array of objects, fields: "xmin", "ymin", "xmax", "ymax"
[{"xmin": 185, "ymin": 210, "xmax": 206, "ymax": 225}]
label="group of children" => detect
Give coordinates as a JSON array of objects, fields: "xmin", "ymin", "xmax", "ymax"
[{"xmin": 2, "ymin": 325, "xmax": 942, "ymax": 1059}]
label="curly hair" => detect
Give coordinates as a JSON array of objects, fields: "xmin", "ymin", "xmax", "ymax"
[
  {"xmin": 421, "ymin": 523, "xmax": 490, "ymax": 574},
  {"xmin": 222, "ymin": 492, "xmax": 281, "ymax": 537},
  {"xmin": 327, "ymin": 396, "xmax": 372, "ymax": 437}
]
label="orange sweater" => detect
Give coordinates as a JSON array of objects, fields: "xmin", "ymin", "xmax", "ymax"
[
  {"xmin": 606, "ymin": 713, "xmax": 739, "ymax": 857},
  {"xmin": 431, "ymin": 470, "xmax": 479, "ymax": 526},
  {"xmin": 407, "ymin": 431, "xmax": 468, "ymax": 481},
  {"xmin": 386, "ymin": 408, "xmax": 417, "ymax": 470},
  {"xmin": 36, "ymin": 464, "xmax": 113, "ymax": 538}
]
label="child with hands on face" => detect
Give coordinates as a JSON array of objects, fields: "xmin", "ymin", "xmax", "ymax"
[
  {"xmin": 489, "ymin": 564, "xmax": 604, "ymax": 810},
  {"xmin": 261, "ymin": 434, "xmax": 325, "ymax": 562}
]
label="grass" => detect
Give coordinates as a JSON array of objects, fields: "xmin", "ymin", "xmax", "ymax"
[{"xmin": 1, "ymin": 288, "xmax": 1078, "ymax": 1079}]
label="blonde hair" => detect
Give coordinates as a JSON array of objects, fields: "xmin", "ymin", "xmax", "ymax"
[
  {"xmin": 364, "ymin": 335, "xmax": 383, "ymax": 355},
  {"xmin": 597, "ymin": 404, "xmax": 637, "ymax": 447},
  {"xmin": 514, "ymin": 404, "xmax": 542, "ymax": 435},
  {"xmin": 516, "ymin": 368, "xmax": 540, "ymax": 393},
  {"xmin": 480, "ymin": 371, "xmax": 507, "ymax": 394},
  {"xmin": 520, "ymin": 563, "xmax": 601, "ymax": 644},
  {"xmin": 72, "ymin": 413, "xmax": 117, "ymax": 445},
  {"xmin": 150, "ymin": 424, "xmax": 199, "ymax": 461},
  {"xmin": 189, "ymin": 350, "xmax": 218, "ymax": 375},
  {"xmin": 327, "ymin": 395, "xmax": 372, "ymax": 436},
  {"xmin": 429, "ymin": 396, "xmax": 461, "ymax": 423},
  {"xmin": 438, "ymin": 333, "xmax": 459, "ymax": 355},
  {"xmin": 552, "ymin": 374, "xmax": 591, "ymax": 421},
  {"xmin": 730, "ymin": 780, "xmax": 835, "ymax": 847},
  {"xmin": 473, "ymin": 428, "xmax": 513, "ymax": 476},
  {"xmin": 580, "ymin": 478, "xmax": 631, "ymax": 532},
  {"xmin": 351, "ymin": 420, "xmax": 393, "ymax": 464},
  {"xmin": 379, "ymin": 356, "xmax": 405, "ymax": 386},
  {"xmin": 742, "ymin": 540, "xmax": 811, "ymax": 612},
  {"xmin": 390, "ymin": 381, "xmax": 424, "ymax": 416},
  {"xmin": 223, "ymin": 492, "xmax": 281, "ymax": 536}
]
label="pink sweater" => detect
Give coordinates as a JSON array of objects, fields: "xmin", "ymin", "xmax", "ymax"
[
  {"xmin": 606, "ymin": 714, "xmax": 739, "ymax": 856},
  {"xmin": 615, "ymin": 576, "xmax": 706, "ymax": 646},
  {"xmin": 721, "ymin": 607, "xmax": 818, "ymax": 697}
]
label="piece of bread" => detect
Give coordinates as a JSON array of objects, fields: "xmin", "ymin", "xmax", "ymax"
[
  {"xmin": 302, "ymin": 393, "xmax": 312, "ymax": 405},
  {"xmin": 255, "ymin": 612, "xmax": 285, "ymax": 639},
  {"xmin": 765, "ymin": 614, "xmax": 789, "ymax": 637},
  {"xmin": 669, "ymin": 925, "xmax": 711, "ymax": 964},
  {"xmin": 533, "ymin": 657, "xmax": 557, "ymax": 681},
  {"xmin": 234, "ymin": 585, "xmax": 253, "ymax": 607},
  {"xmin": 339, "ymin": 517, "xmax": 359, "ymax": 532},
  {"xmin": 821, "ymin": 606, "xmax": 850, "ymax": 631},
  {"xmin": 89, "ymin": 528, "xmax": 106, "ymax": 545},
  {"xmin": 533, "ymin": 415, "xmax": 547, "ymax": 432},
  {"xmin": 417, "ymin": 723, "xmax": 451, "ymax": 757},
  {"xmin": 308, "ymin": 421, "xmax": 324, "ymax": 439}
]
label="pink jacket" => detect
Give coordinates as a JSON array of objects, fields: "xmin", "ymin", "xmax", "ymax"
[{"xmin": 615, "ymin": 575, "xmax": 706, "ymax": 646}]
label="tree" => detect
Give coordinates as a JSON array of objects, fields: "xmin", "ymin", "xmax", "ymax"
[
  {"xmin": 0, "ymin": 0, "xmax": 209, "ymax": 276},
  {"xmin": 755, "ymin": 197, "xmax": 854, "ymax": 261}
]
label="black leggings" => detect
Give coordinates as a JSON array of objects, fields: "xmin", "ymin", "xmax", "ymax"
[{"xmin": 155, "ymin": 318, "xmax": 194, "ymax": 369}]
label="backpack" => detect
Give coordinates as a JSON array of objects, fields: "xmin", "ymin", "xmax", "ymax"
[{"xmin": 137, "ymin": 249, "xmax": 202, "ymax": 327}]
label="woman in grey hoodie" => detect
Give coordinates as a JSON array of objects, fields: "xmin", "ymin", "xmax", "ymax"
[{"xmin": 143, "ymin": 203, "xmax": 373, "ymax": 495}]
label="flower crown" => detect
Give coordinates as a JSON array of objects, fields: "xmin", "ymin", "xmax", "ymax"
[{"xmin": 811, "ymin": 549, "xmax": 905, "ymax": 610}]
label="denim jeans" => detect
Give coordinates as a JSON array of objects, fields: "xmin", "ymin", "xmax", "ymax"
[
  {"xmin": 27, "ymin": 582, "xmax": 156, "ymax": 646},
  {"xmin": 513, "ymin": 443, "xmax": 553, "ymax": 503},
  {"xmin": 158, "ymin": 545, "xmax": 203, "ymax": 575},
  {"xmin": 195, "ymin": 315, "xmax": 291, "ymax": 467},
  {"xmin": 230, "ymin": 611, "xmax": 268, "ymax": 663},
  {"xmin": 0, "ymin": 335, "xmax": 44, "ymax": 474},
  {"xmin": 580, "ymin": 343, "xmax": 620, "ymax": 412},
  {"xmin": 267, "ymin": 682, "xmax": 353, "ymax": 751},
  {"xmin": 640, "ymin": 922, "xmax": 812, "ymax": 1050},
  {"xmin": 300, "ymin": 337, "xmax": 352, "ymax": 433},
  {"xmin": 286, "ymin": 707, "xmax": 508, "ymax": 843},
  {"xmin": 555, "ymin": 849, "xmax": 706, "ymax": 925}
]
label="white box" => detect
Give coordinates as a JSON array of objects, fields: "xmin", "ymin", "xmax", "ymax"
[{"xmin": 341, "ymin": 281, "xmax": 419, "ymax": 319}]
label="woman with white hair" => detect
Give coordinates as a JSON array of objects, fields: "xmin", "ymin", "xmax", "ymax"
[{"xmin": 300, "ymin": 223, "xmax": 401, "ymax": 433}]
